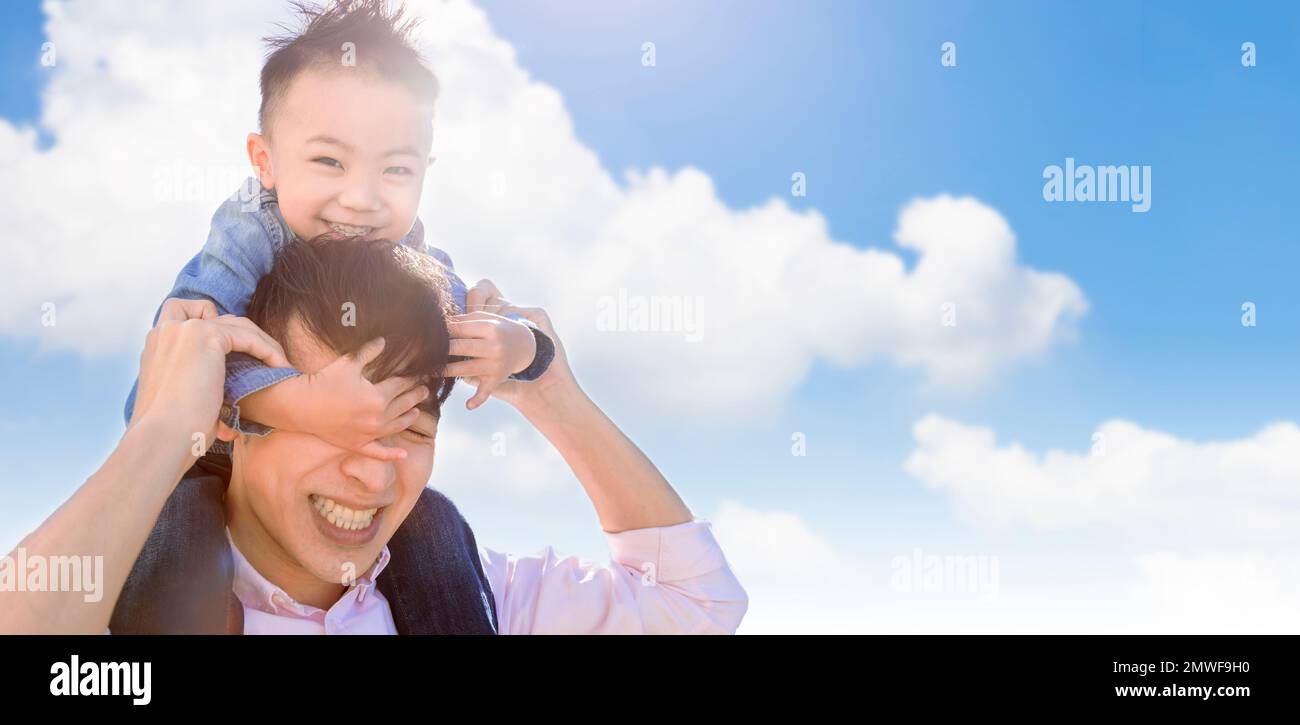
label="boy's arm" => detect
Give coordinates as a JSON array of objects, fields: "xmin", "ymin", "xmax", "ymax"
[{"xmin": 122, "ymin": 187, "xmax": 301, "ymax": 436}]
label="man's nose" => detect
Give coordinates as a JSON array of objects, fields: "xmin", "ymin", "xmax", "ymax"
[{"xmin": 339, "ymin": 446, "xmax": 397, "ymax": 494}]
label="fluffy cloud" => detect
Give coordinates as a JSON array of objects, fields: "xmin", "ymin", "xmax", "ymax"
[
  {"xmin": 1, "ymin": 0, "xmax": 1086, "ymax": 423},
  {"xmin": 906, "ymin": 415, "xmax": 1300, "ymax": 545},
  {"xmin": 429, "ymin": 417, "xmax": 573, "ymax": 495},
  {"xmin": 707, "ymin": 500, "xmax": 871, "ymax": 634},
  {"xmin": 1129, "ymin": 552, "xmax": 1300, "ymax": 633},
  {"xmin": 709, "ymin": 499, "xmax": 850, "ymax": 578},
  {"xmin": 903, "ymin": 415, "xmax": 1300, "ymax": 631}
]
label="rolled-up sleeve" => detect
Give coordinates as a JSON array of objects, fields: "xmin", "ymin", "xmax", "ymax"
[{"xmin": 479, "ymin": 519, "xmax": 748, "ymax": 635}]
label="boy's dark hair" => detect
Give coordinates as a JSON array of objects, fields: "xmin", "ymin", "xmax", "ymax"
[
  {"xmin": 246, "ymin": 235, "xmax": 457, "ymax": 416},
  {"xmin": 259, "ymin": 0, "xmax": 439, "ymax": 133}
]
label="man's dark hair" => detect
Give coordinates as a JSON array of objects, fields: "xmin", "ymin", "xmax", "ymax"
[
  {"xmin": 247, "ymin": 235, "xmax": 457, "ymax": 416},
  {"xmin": 259, "ymin": 0, "xmax": 439, "ymax": 133}
]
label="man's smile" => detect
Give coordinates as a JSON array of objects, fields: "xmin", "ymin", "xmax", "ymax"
[{"xmin": 309, "ymin": 493, "xmax": 387, "ymax": 544}]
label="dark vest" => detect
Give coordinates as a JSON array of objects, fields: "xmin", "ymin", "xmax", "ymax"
[{"xmin": 109, "ymin": 455, "xmax": 498, "ymax": 634}]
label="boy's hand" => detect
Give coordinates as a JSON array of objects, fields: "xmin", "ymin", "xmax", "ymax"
[
  {"xmin": 299, "ymin": 337, "xmax": 430, "ymax": 460},
  {"xmin": 445, "ymin": 311, "xmax": 537, "ymax": 410},
  {"xmin": 483, "ymin": 304, "xmax": 578, "ymax": 414}
]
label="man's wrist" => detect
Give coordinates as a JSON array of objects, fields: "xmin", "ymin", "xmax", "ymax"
[
  {"xmin": 515, "ymin": 379, "xmax": 592, "ymax": 426},
  {"xmin": 121, "ymin": 412, "xmax": 204, "ymax": 485}
]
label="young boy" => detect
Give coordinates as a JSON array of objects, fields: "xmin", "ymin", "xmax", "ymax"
[{"xmin": 112, "ymin": 0, "xmax": 551, "ymax": 632}]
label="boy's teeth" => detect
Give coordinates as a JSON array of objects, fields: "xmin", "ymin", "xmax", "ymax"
[
  {"xmin": 328, "ymin": 222, "xmax": 371, "ymax": 236},
  {"xmin": 310, "ymin": 494, "xmax": 378, "ymax": 531}
]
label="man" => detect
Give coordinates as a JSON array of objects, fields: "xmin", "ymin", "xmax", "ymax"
[{"xmin": 0, "ymin": 237, "xmax": 748, "ymax": 634}]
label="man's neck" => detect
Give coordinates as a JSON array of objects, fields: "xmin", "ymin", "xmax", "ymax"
[{"xmin": 226, "ymin": 510, "xmax": 346, "ymax": 611}]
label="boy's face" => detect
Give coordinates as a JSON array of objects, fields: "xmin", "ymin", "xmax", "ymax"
[{"xmin": 248, "ymin": 67, "xmax": 434, "ymax": 242}]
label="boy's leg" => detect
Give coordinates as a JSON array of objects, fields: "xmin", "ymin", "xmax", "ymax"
[
  {"xmin": 108, "ymin": 452, "xmax": 234, "ymax": 634},
  {"xmin": 378, "ymin": 487, "xmax": 499, "ymax": 634}
]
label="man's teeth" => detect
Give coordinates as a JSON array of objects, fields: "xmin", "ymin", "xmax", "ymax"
[
  {"xmin": 327, "ymin": 222, "xmax": 373, "ymax": 236},
  {"xmin": 310, "ymin": 494, "xmax": 378, "ymax": 531}
]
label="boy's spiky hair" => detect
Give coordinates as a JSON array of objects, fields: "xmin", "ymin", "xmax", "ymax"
[{"xmin": 259, "ymin": 0, "xmax": 439, "ymax": 134}]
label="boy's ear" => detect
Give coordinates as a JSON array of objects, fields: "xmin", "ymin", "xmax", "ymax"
[{"xmin": 246, "ymin": 132, "xmax": 275, "ymax": 189}]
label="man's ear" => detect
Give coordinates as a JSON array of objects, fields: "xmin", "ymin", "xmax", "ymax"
[
  {"xmin": 246, "ymin": 132, "xmax": 275, "ymax": 189},
  {"xmin": 216, "ymin": 421, "xmax": 239, "ymax": 443}
]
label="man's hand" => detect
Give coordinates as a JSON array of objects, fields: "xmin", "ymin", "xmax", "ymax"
[
  {"xmin": 448, "ymin": 279, "xmax": 537, "ymax": 410},
  {"xmin": 297, "ymin": 337, "xmax": 430, "ymax": 460},
  {"xmin": 131, "ymin": 298, "xmax": 290, "ymax": 450}
]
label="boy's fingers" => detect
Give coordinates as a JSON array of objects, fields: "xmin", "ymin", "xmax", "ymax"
[
  {"xmin": 448, "ymin": 317, "xmax": 498, "ymax": 336},
  {"xmin": 356, "ymin": 440, "xmax": 408, "ymax": 462},
  {"xmin": 448, "ymin": 337, "xmax": 491, "ymax": 359},
  {"xmin": 385, "ymin": 385, "xmax": 430, "ymax": 417},
  {"xmin": 498, "ymin": 305, "xmax": 553, "ymax": 335},
  {"xmin": 376, "ymin": 406, "xmax": 422, "ymax": 439},
  {"xmin": 442, "ymin": 360, "xmax": 490, "ymax": 378},
  {"xmin": 373, "ymin": 374, "xmax": 421, "ymax": 401}
]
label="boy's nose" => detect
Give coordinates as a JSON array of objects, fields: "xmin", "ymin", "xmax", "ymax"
[{"xmin": 337, "ymin": 177, "xmax": 383, "ymax": 214}]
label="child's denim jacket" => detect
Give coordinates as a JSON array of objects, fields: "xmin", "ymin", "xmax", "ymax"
[{"xmin": 122, "ymin": 179, "xmax": 553, "ymax": 453}]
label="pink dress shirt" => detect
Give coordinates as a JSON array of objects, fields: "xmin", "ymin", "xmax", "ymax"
[{"xmin": 225, "ymin": 518, "xmax": 747, "ymax": 635}]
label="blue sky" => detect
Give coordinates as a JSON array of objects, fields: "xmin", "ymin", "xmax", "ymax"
[{"xmin": 2, "ymin": 0, "xmax": 1297, "ymax": 632}]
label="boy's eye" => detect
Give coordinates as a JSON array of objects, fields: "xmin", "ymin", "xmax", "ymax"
[
  {"xmin": 385, "ymin": 166, "xmax": 412, "ymax": 176},
  {"xmin": 313, "ymin": 157, "xmax": 343, "ymax": 169}
]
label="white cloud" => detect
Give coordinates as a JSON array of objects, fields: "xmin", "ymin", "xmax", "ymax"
[
  {"xmin": 709, "ymin": 499, "xmax": 850, "ymax": 578},
  {"xmin": 905, "ymin": 415, "xmax": 1300, "ymax": 546},
  {"xmin": 708, "ymin": 500, "xmax": 880, "ymax": 634},
  {"xmin": 903, "ymin": 416, "xmax": 1300, "ymax": 632},
  {"xmin": 429, "ymin": 414, "xmax": 573, "ymax": 495},
  {"xmin": 1, "ymin": 0, "xmax": 1086, "ymax": 424},
  {"xmin": 1129, "ymin": 552, "xmax": 1300, "ymax": 633},
  {"xmin": 710, "ymin": 497, "xmax": 1300, "ymax": 633}
]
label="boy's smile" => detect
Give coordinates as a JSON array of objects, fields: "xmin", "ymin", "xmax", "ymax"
[{"xmin": 247, "ymin": 66, "xmax": 435, "ymax": 244}]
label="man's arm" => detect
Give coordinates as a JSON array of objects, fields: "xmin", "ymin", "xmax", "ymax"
[
  {"xmin": 1, "ymin": 307, "xmax": 288, "ymax": 634},
  {"xmin": 481, "ymin": 306, "xmax": 748, "ymax": 634},
  {"xmin": 479, "ymin": 521, "xmax": 748, "ymax": 635},
  {"xmin": 500, "ymin": 307, "xmax": 690, "ymax": 532}
]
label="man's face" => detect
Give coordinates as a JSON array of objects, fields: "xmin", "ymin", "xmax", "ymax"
[
  {"xmin": 227, "ymin": 317, "xmax": 439, "ymax": 588},
  {"xmin": 251, "ymin": 67, "xmax": 434, "ymax": 242}
]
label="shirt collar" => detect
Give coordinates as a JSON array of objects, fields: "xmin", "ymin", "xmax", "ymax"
[{"xmin": 226, "ymin": 527, "xmax": 392, "ymax": 617}]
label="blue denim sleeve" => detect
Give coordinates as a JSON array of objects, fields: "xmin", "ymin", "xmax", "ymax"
[
  {"xmin": 122, "ymin": 186, "xmax": 302, "ymax": 442},
  {"xmin": 416, "ymin": 242, "xmax": 555, "ymax": 382}
]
